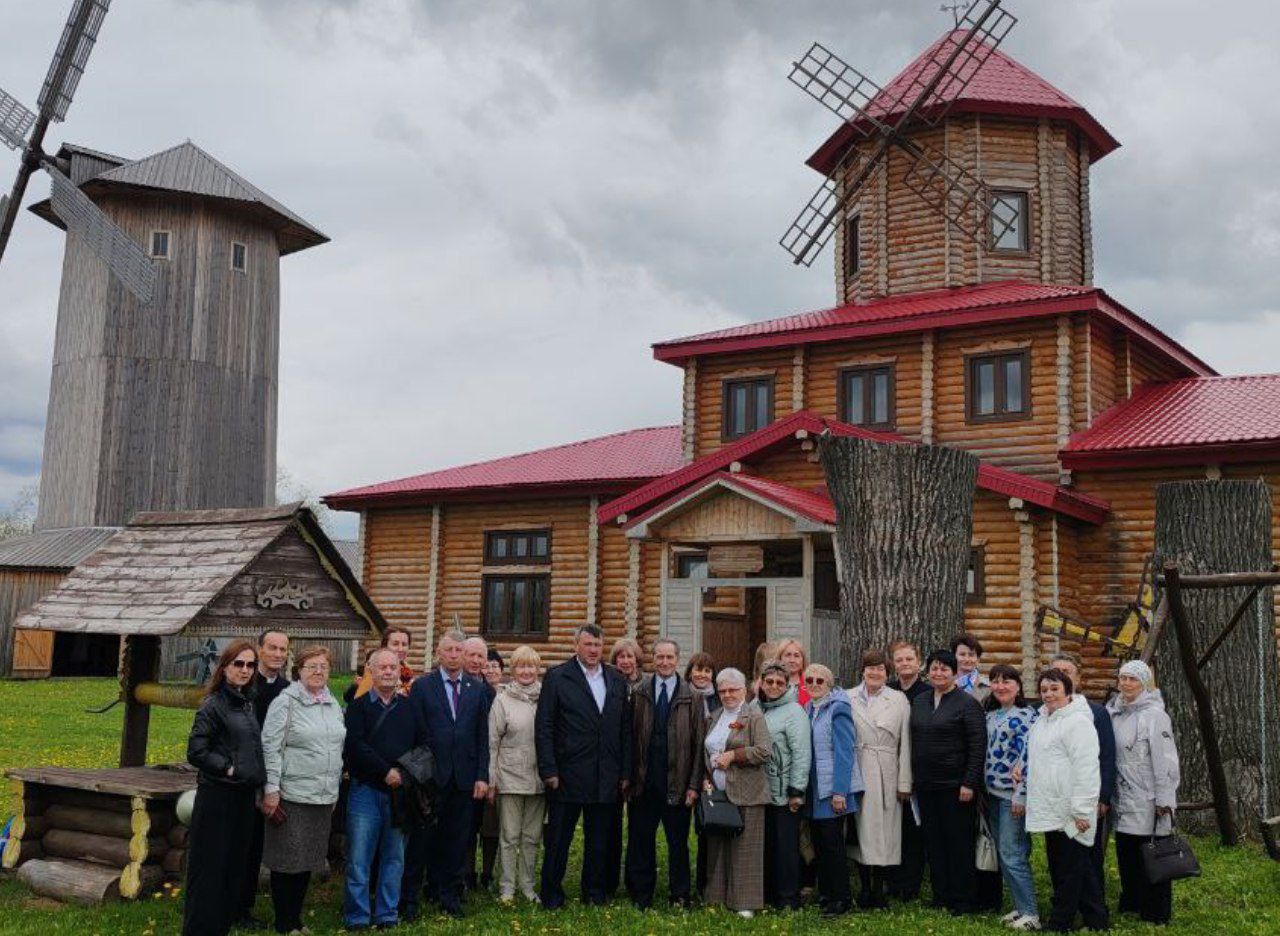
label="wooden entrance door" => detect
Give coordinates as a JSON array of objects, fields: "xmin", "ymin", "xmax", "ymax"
[{"xmin": 11, "ymin": 629, "xmax": 54, "ymax": 679}]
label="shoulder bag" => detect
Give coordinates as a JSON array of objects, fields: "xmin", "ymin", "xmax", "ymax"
[
  {"xmin": 1141, "ymin": 814, "xmax": 1200, "ymax": 884},
  {"xmin": 695, "ymin": 789, "xmax": 744, "ymax": 837}
]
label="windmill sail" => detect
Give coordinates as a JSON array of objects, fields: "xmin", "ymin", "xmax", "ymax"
[
  {"xmin": 38, "ymin": 0, "xmax": 112, "ymax": 123},
  {"xmin": 788, "ymin": 44, "xmax": 889, "ymax": 136},
  {"xmin": 0, "ymin": 88, "xmax": 36, "ymax": 151},
  {"xmin": 47, "ymin": 165, "xmax": 155, "ymax": 302}
]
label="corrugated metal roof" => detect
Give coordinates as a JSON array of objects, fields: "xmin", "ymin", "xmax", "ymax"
[
  {"xmin": 0, "ymin": 526, "xmax": 119, "ymax": 571},
  {"xmin": 326, "ymin": 426, "xmax": 684, "ymax": 508},
  {"xmin": 1063, "ymin": 375, "xmax": 1280, "ymax": 459},
  {"xmin": 807, "ymin": 29, "xmax": 1119, "ymax": 176}
]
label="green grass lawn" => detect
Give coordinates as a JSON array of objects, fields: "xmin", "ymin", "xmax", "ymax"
[{"xmin": 1, "ymin": 678, "xmax": 1278, "ymax": 934}]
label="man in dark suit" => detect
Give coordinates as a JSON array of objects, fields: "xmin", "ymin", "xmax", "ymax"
[
  {"xmin": 887, "ymin": 639, "xmax": 929, "ymax": 903},
  {"xmin": 236, "ymin": 628, "xmax": 290, "ymax": 929},
  {"xmin": 536, "ymin": 624, "xmax": 632, "ymax": 909},
  {"xmin": 400, "ymin": 628, "xmax": 491, "ymax": 919}
]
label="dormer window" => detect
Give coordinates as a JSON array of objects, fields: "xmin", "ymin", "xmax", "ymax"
[
  {"xmin": 844, "ymin": 214, "xmax": 861, "ymax": 275},
  {"xmin": 990, "ymin": 190, "xmax": 1029, "ymax": 252},
  {"xmin": 230, "ymin": 241, "xmax": 247, "ymax": 272},
  {"xmin": 149, "ymin": 231, "xmax": 170, "ymax": 259},
  {"xmin": 722, "ymin": 377, "xmax": 774, "ymax": 441}
]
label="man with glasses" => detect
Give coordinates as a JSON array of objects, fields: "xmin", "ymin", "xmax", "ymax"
[
  {"xmin": 625, "ymin": 639, "xmax": 704, "ymax": 910},
  {"xmin": 236, "ymin": 628, "xmax": 290, "ymax": 929}
]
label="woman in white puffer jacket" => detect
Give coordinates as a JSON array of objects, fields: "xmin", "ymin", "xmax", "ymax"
[
  {"xmin": 1107, "ymin": 659, "xmax": 1180, "ymax": 925},
  {"xmin": 1024, "ymin": 667, "xmax": 1108, "ymax": 933}
]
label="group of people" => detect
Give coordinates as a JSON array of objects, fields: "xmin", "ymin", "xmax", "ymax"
[{"xmin": 180, "ymin": 624, "xmax": 1183, "ymax": 935}]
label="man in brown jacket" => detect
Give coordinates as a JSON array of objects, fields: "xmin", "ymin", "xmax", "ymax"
[{"xmin": 625, "ymin": 639, "xmax": 705, "ymax": 909}]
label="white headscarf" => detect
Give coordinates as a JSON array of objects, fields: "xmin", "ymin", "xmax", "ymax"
[{"xmin": 1119, "ymin": 659, "xmax": 1153, "ymax": 689}]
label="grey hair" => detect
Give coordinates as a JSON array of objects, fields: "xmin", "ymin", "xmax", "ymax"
[
  {"xmin": 368, "ymin": 647, "xmax": 398, "ymax": 667},
  {"xmin": 652, "ymin": 638, "xmax": 680, "ymax": 656},
  {"xmin": 438, "ymin": 628, "xmax": 467, "ymax": 646},
  {"xmin": 715, "ymin": 667, "xmax": 747, "ymax": 689},
  {"xmin": 463, "ymin": 636, "xmax": 488, "ymax": 650}
]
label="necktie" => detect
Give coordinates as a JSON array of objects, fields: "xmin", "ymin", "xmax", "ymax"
[
  {"xmin": 656, "ymin": 679, "xmax": 670, "ymax": 725},
  {"xmin": 448, "ymin": 678, "xmax": 460, "ymax": 719}
]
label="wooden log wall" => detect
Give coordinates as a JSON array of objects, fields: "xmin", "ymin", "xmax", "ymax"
[
  {"xmin": 836, "ymin": 116, "xmax": 1092, "ymax": 303},
  {"xmin": 805, "ymin": 334, "xmax": 924, "ymax": 440},
  {"xmin": 693, "ymin": 348, "xmax": 796, "ymax": 459},
  {"xmin": 361, "ymin": 506, "xmax": 434, "ymax": 671},
  {"xmin": 0, "ymin": 569, "xmax": 65, "ymax": 677}
]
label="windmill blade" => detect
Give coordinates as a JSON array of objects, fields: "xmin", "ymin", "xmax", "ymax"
[
  {"xmin": 879, "ymin": 0, "xmax": 1017, "ymax": 132},
  {"xmin": 0, "ymin": 88, "xmax": 37, "ymax": 151},
  {"xmin": 38, "ymin": 0, "xmax": 112, "ymax": 123},
  {"xmin": 780, "ymin": 146, "xmax": 873, "ymax": 267},
  {"xmin": 47, "ymin": 165, "xmax": 156, "ymax": 302},
  {"xmin": 900, "ymin": 143, "xmax": 1018, "ymax": 245},
  {"xmin": 788, "ymin": 43, "xmax": 890, "ymax": 137},
  {"xmin": 0, "ymin": 160, "xmax": 40, "ymax": 265}
]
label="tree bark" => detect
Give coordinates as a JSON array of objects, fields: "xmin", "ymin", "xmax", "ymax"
[
  {"xmin": 1154, "ymin": 479, "xmax": 1280, "ymax": 837},
  {"xmin": 16, "ymin": 858, "xmax": 157, "ymax": 906},
  {"xmin": 819, "ymin": 435, "xmax": 978, "ymax": 685},
  {"xmin": 41, "ymin": 828, "xmax": 165, "ymax": 867}
]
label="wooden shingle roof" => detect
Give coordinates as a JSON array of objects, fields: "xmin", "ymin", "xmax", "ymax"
[
  {"xmin": 14, "ymin": 504, "xmax": 383, "ymax": 639},
  {"xmin": 0, "ymin": 526, "xmax": 119, "ymax": 571}
]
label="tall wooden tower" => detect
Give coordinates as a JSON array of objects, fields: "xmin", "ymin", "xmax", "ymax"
[{"xmin": 27, "ymin": 141, "xmax": 327, "ymax": 529}]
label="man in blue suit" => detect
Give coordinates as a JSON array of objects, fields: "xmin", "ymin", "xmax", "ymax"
[{"xmin": 400, "ymin": 628, "xmax": 490, "ymax": 919}]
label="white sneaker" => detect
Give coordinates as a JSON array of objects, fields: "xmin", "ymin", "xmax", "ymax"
[
  {"xmin": 737, "ymin": 910, "xmax": 755, "ymax": 919},
  {"xmin": 1001, "ymin": 910, "xmax": 1023, "ymax": 924},
  {"xmin": 1009, "ymin": 915, "xmax": 1042, "ymax": 931}
]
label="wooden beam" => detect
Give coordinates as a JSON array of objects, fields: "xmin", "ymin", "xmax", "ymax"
[
  {"xmin": 921, "ymin": 331, "xmax": 935, "ymax": 444},
  {"xmin": 586, "ymin": 497, "xmax": 599, "ymax": 627},
  {"xmin": 1163, "ymin": 565, "xmax": 1239, "ymax": 845},
  {"xmin": 1016, "ymin": 508, "xmax": 1038, "ymax": 692},
  {"xmin": 425, "ymin": 504, "xmax": 441, "ymax": 651},
  {"xmin": 1157, "ymin": 570, "xmax": 1280, "ymax": 590},
  {"xmin": 1196, "ymin": 584, "xmax": 1266, "ymax": 671},
  {"xmin": 119, "ymin": 635, "xmax": 160, "ymax": 769}
]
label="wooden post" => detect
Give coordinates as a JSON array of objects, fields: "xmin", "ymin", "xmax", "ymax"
[
  {"xmin": 1163, "ymin": 566, "xmax": 1239, "ymax": 846},
  {"xmin": 119, "ymin": 635, "xmax": 161, "ymax": 768}
]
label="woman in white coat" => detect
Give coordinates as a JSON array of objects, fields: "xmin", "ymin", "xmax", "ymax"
[
  {"xmin": 849, "ymin": 648, "xmax": 911, "ymax": 909},
  {"xmin": 1024, "ymin": 667, "xmax": 1108, "ymax": 934},
  {"xmin": 1107, "ymin": 659, "xmax": 1180, "ymax": 925}
]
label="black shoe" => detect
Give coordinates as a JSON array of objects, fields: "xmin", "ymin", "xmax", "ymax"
[
  {"xmin": 822, "ymin": 900, "xmax": 851, "ymax": 918},
  {"xmin": 541, "ymin": 897, "xmax": 564, "ymax": 911},
  {"xmin": 632, "ymin": 899, "xmax": 652, "ymax": 911},
  {"xmin": 669, "ymin": 896, "xmax": 692, "ymax": 911},
  {"xmin": 398, "ymin": 904, "xmax": 418, "ymax": 924},
  {"xmin": 234, "ymin": 915, "xmax": 266, "ymax": 931},
  {"xmin": 440, "ymin": 904, "xmax": 464, "ymax": 919}
]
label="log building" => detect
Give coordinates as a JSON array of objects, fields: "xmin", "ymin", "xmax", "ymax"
[{"xmin": 325, "ymin": 33, "xmax": 1280, "ymax": 692}]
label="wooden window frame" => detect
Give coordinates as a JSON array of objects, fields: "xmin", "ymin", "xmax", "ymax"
[
  {"xmin": 989, "ymin": 189, "xmax": 1030, "ymax": 254},
  {"xmin": 837, "ymin": 363, "xmax": 896, "ymax": 430},
  {"xmin": 230, "ymin": 241, "xmax": 248, "ymax": 273},
  {"xmin": 480, "ymin": 573, "xmax": 550, "ymax": 638},
  {"xmin": 966, "ymin": 545, "xmax": 986, "ymax": 605},
  {"xmin": 149, "ymin": 230, "xmax": 171, "ymax": 260},
  {"xmin": 844, "ymin": 213, "xmax": 861, "ymax": 276},
  {"xmin": 484, "ymin": 529, "xmax": 551, "ymax": 565},
  {"xmin": 721, "ymin": 376, "xmax": 774, "ymax": 441},
  {"xmin": 965, "ymin": 349, "xmax": 1032, "ymax": 424}
]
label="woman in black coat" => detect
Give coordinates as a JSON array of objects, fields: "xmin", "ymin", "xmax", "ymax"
[{"xmin": 183, "ymin": 640, "xmax": 268, "ymax": 936}]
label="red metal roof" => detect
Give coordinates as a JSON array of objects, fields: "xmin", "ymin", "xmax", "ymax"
[
  {"xmin": 808, "ymin": 30, "xmax": 1120, "ymax": 177},
  {"xmin": 598, "ymin": 410, "xmax": 1109, "ymax": 526},
  {"xmin": 624, "ymin": 472, "xmax": 838, "ymax": 534},
  {"xmin": 325, "ymin": 426, "xmax": 683, "ymax": 509},
  {"xmin": 652, "ymin": 281, "xmax": 1214, "ymax": 378},
  {"xmin": 1062, "ymin": 375, "xmax": 1280, "ymax": 469}
]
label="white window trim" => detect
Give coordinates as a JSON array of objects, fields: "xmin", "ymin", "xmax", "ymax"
[{"xmin": 149, "ymin": 230, "xmax": 171, "ymax": 260}]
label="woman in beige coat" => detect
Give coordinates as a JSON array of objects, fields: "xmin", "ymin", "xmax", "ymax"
[
  {"xmin": 849, "ymin": 648, "xmax": 912, "ymax": 909},
  {"xmin": 702, "ymin": 667, "xmax": 772, "ymax": 919},
  {"xmin": 487, "ymin": 645, "xmax": 544, "ymax": 903}
]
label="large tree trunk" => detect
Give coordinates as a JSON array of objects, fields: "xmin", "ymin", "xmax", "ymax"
[
  {"xmin": 1154, "ymin": 479, "xmax": 1280, "ymax": 836},
  {"xmin": 819, "ymin": 436, "xmax": 978, "ymax": 685}
]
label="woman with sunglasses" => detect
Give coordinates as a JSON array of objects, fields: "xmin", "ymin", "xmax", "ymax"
[
  {"xmin": 184, "ymin": 640, "xmax": 268, "ymax": 936},
  {"xmin": 804, "ymin": 663, "xmax": 863, "ymax": 918},
  {"xmin": 758, "ymin": 660, "xmax": 811, "ymax": 910}
]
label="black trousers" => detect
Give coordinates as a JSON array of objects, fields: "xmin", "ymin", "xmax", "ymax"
[
  {"xmin": 183, "ymin": 782, "xmax": 258, "ymax": 936},
  {"xmin": 625, "ymin": 792, "xmax": 692, "ymax": 905},
  {"xmin": 602, "ymin": 801, "xmax": 623, "ymax": 898},
  {"xmin": 975, "ymin": 868, "xmax": 1004, "ymax": 911},
  {"xmin": 811, "ymin": 817, "xmax": 851, "ymax": 904},
  {"xmin": 540, "ymin": 797, "xmax": 612, "ymax": 908},
  {"xmin": 401, "ymin": 787, "xmax": 475, "ymax": 914},
  {"xmin": 1092, "ymin": 811, "xmax": 1110, "ymax": 899},
  {"xmin": 916, "ymin": 788, "xmax": 976, "ymax": 914},
  {"xmin": 1045, "ymin": 831, "xmax": 1110, "ymax": 931},
  {"xmin": 269, "ymin": 870, "xmax": 311, "ymax": 934},
  {"xmin": 763, "ymin": 805, "xmax": 802, "ymax": 909},
  {"xmin": 1115, "ymin": 831, "xmax": 1172, "ymax": 924},
  {"xmin": 238, "ymin": 812, "xmax": 265, "ymax": 920},
  {"xmin": 891, "ymin": 800, "xmax": 926, "ymax": 900}
]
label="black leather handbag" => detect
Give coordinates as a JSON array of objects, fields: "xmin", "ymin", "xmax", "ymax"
[
  {"xmin": 695, "ymin": 789, "xmax": 744, "ymax": 837},
  {"xmin": 1141, "ymin": 816, "xmax": 1200, "ymax": 884}
]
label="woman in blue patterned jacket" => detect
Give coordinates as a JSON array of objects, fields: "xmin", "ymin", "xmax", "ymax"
[{"xmin": 984, "ymin": 663, "xmax": 1040, "ymax": 931}]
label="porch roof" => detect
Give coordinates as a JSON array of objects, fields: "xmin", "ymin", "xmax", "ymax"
[{"xmin": 624, "ymin": 472, "xmax": 837, "ymax": 538}]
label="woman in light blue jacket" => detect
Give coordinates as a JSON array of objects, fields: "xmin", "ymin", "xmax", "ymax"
[
  {"xmin": 805, "ymin": 663, "xmax": 863, "ymax": 918},
  {"xmin": 260, "ymin": 645, "xmax": 346, "ymax": 935},
  {"xmin": 758, "ymin": 661, "xmax": 811, "ymax": 910}
]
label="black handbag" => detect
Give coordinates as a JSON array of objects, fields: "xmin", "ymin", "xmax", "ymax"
[
  {"xmin": 695, "ymin": 789, "xmax": 744, "ymax": 837},
  {"xmin": 1141, "ymin": 815, "xmax": 1200, "ymax": 885}
]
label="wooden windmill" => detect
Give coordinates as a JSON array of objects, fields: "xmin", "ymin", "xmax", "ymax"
[
  {"xmin": 0, "ymin": 0, "xmax": 156, "ymax": 301},
  {"xmin": 780, "ymin": 0, "xmax": 1019, "ymax": 266}
]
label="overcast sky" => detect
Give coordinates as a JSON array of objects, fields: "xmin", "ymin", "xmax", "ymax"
[{"xmin": 1, "ymin": 0, "xmax": 1277, "ymax": 540}]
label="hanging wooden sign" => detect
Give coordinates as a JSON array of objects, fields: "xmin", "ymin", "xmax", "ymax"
[{"xmin": 708, "ymin": 544, "xmax": 764, "ymax": 576}]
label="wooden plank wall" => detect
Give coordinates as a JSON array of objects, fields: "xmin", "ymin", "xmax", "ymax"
[
  {"xmin": 37, "ymin": 193, "xmax": 279, "ymax": 531},
  {"xmin": 805, "ymin": 334, "xmax": 925, "ymax": 440},
  {"xmin": 0, "ymin": 571, "xmax": 66, "ymax": 677},
  {"xmin": 694, "ymin": 348, "xmax": 797, "ymax": 460}
]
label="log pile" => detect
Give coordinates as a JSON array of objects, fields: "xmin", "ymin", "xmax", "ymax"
[{"xmin": 2, "ymin": 767, "xmax": 195, "ymax": 904}]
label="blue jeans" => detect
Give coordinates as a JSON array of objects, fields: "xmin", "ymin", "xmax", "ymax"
[
  {"xmin": 987, "ymin": 794, "xmax": 1037, "ymax": 918},
  {"xmin": 344, "ymin": 782, "xmax": 405, "ymax": 926}
]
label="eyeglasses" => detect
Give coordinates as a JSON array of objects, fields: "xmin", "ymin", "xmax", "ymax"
[
  {"xmin": 300, "ymin": 663, "xmax": 330, "ymax": 674},
  {"xmin": 761, "ymin": 678, "xmax": 787, "ymax": 687},
  {"xmin": 228, "ymin": 660, "xmax": 255, "ymax": 670},
  {"xmin": 804, "ymin": 677, "xmax": 827, "ymax": 685}
]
